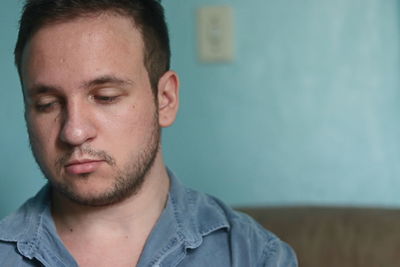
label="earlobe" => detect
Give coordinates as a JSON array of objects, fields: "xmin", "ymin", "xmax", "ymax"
[{"xmin": 157, "ymin": 70, "xmax": 179, "ymax": 128}]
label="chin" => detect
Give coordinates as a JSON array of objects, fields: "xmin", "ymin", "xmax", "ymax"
[{"xmin": 50, "ymin": 170, "xmax": 146, "ymax": 207}]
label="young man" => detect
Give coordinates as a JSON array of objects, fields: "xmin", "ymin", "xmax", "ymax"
[{"xmin": 0, "ymin": 0, "xmax": 297, "ymax": 266}]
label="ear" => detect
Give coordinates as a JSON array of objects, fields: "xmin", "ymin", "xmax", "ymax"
[{"xmin": 157, "ymin": 70, "xmax": 180, "ymax": 128}]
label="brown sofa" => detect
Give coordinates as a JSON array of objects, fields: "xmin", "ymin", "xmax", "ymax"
[{"xmin": 238, "ymin": 206, "xmax": 400, "ymax": 267}]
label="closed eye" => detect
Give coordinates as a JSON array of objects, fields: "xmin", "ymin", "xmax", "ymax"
[
  {"xmin": 93, "ymin": 95, "xmax": 120, "ymax": 104},
  {"xmin": 33, "ymin": 96, "xmax": 61, "ymax": 113},
  {"xmin": 35, "ymin": 102, "xmax": 57, "ymax": 112}
]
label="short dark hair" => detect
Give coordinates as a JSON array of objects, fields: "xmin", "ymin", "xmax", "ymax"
[{"xmin": 14, "ymin": 0, "xmax": 170, "ymax": 93}]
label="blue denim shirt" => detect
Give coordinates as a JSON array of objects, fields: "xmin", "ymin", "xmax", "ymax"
[{"xmin": 0, "ymin": 171, "xmax": 297, "ymax": 266}]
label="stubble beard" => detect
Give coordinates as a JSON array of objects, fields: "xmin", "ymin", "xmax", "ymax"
[{"xmin": 28, "ymin": 112, "xmax": 161, "ymax": 207}]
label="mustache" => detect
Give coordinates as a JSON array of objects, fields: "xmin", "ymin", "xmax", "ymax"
[{"xmin": 55, "ymin": 147, "xmax": 116, "ymax": 170}]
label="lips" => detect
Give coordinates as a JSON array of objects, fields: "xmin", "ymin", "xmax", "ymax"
[{"xmin": 65, "ymin": 159, "xmax": 104, "ymax": 175}]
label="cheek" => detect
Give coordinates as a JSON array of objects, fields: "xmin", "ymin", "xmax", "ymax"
[
  {"xmin": 100, "ymin": 106, "xmax": 157, "ymax": 152},
  {"xmin": 27, "ymin": 115, "xmax": 59, "ymax": 153},
  {"xmin": 101, "ymin": 112, "xmax": 144, "ymax": 139},
  {"xmin": 103, "ymin": 101, "xmax": 156, "ymax": 131}
]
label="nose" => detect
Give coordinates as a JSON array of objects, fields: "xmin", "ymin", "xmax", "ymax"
[{"xmin": 59, "ymin": 101, "xmax": 96, "ymax": 146}]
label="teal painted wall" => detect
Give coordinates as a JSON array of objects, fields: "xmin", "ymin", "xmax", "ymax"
[
  {"xmin": 1, "ymin": 0, "xmax": 400, "ymax": 218},
  {"xmin": 1, "ymin": 1, "xmax": 46, "ymax": 218}
]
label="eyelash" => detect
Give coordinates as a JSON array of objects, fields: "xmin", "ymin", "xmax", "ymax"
[
  {"xmin": 93, "ymin": 95, "xmax": 119, "ymax": 103},
  {"xmin": 34, "ymin": 101, "xmax": 59, "ymax": 112},
  {"xmin": 33, "ymin": 94, "xmax": 120, "ymax": 113}
]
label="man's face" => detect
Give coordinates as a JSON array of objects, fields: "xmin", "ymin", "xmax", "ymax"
[{"xmin": 21, "ymin": 14, "xmax": 162, "ymax": 206}]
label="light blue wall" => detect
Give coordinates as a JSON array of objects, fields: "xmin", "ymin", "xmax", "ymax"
[
  {"xmin": 1, "ymin": 1, "xmax": 47, "ymax": 218},
  {"xmin": 163, "ymin": 0, "xmax": 400, "ymax": 206},
  {"xmin": 1, "ymin": 0, "xmax": 400, "ymax": 219}
]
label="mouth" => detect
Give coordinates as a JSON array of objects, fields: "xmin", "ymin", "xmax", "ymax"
[{"xmin": 64, "ymin": 159, "xmax": 105, "ymax": 175}]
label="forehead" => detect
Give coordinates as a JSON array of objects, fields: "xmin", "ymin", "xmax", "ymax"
[{"xmin": 21, "ymin": 13, "xmax": 146, "ymax": 90}]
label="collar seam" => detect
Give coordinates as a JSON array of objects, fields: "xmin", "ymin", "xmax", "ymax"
[{"xmin": 199, "ymin": 222, "xmax": 230, "ymax": 236}]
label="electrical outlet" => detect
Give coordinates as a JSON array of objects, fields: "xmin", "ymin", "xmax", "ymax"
[{"xmin": 197, "ymin": 6, "xmax": 234, "ymax": 62}]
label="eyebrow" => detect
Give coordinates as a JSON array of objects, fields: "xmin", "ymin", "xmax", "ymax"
[
  {"xmin": 26, "ymin": 84, "xmax": 62, "ymax": 98},
  {"xmin": 26, "ymin": 75, "xmax": 135, "ymax": 98},
  {"xmin": 81, "ymin": 75, "xmax": 135, "ymax": 89}
]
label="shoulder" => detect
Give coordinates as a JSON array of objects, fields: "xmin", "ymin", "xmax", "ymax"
[
  {"xmin": 155, "ymin": 170, "xmax": 298, "ymax": 266},
  {"xmin": 207, "ymin": 196, "xmax": 298, "ymax": 266},
  {"xmin": 0, "ymin": 185, "xmax": 49, "ymax": 241},
  {"xmin": 0, "ymin": 185, "xmax": 51, "ymax": 265},
  {"xmin": 180, "ymin": 185, "xmax": 297, "ymax": 266}
]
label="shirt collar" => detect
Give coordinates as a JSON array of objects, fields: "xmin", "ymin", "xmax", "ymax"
[
  {"xmin": 137, "ymin": 169, "xmax": 230, "ymax": 266},
  {"xmin": 0, "ymin": 185, "xmax": 77, "ymax": 264},
  {"xmin": 0, "ymin": 184, "xmax": 50, "ymax": 243}
]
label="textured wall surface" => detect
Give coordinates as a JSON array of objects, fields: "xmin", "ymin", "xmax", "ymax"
[
  {"xmin": 0, "ymin": 1, "xmax": 46, "ymax": 219},
  {"xmin": 163, "ymin": 0, "xmax": 400, "ymax": 206},
  {"xmin": 1, "ymin": 0, "xmax": 400, "ymax": 219}
]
